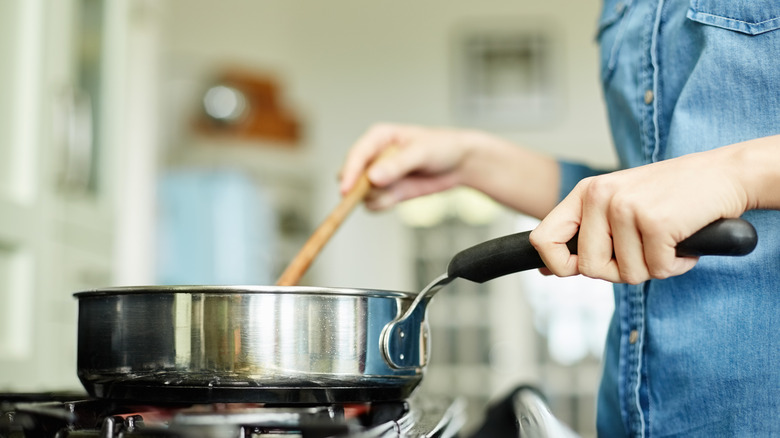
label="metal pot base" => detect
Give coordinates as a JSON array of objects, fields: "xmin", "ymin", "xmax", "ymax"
[{"xmin": 81, "ymin": 376, "xmax": 422, "ymax": 404}]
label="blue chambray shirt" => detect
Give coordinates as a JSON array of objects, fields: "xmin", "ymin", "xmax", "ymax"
[{"xmin": 559, "ymin": 0, "xmax": 780, "ymax": 435}]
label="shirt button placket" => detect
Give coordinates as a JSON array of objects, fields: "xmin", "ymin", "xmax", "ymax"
[{"xmin": 627, "ymin": 285, "xmax": 646, "ymax": 437}]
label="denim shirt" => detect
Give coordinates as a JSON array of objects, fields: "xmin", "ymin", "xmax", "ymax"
[{"xmin": 559, "ymin": 0, "xmax": 780, "ymax": 436}]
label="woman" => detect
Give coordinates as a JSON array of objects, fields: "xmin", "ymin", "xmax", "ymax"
[{"xmin": 339, "ymin": 0, "xmax": 780, "ymax": 436}]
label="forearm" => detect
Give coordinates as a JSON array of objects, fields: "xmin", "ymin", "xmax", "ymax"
[{"xmin": 457, "ymin": 131, "xmax": 560, "ymax": 220}]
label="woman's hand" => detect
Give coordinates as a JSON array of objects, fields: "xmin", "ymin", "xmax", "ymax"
[
  {"xmin": 339, "ymin": 123, "xmax": 476, "ymax": 210},
  {"xmin": 339, "ymin": 123, "xmax": 561, "ymax": 218},
  {"xmin": 527, "ymin": 140, "xmax": 775, "ymax": 284}
]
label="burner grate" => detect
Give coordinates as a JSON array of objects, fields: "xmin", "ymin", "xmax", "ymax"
[{"xmin": 0, "ymin": 394, "xmax": 430, "ymax": 438}]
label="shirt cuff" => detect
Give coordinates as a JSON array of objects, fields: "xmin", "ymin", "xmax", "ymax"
[{"xmin": 557, "ymin": 160, "xmax": 611, "ymax": 202}]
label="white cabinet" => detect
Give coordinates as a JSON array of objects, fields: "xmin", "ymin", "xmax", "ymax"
[{"xmin": 0, "ymin": 0, "xmax": 159, "ymax": 390}]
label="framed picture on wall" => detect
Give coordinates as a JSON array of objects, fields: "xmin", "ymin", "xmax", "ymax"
[{"xmin": 452, "ymin": 20, "xmax": 559, "ymax": 127}]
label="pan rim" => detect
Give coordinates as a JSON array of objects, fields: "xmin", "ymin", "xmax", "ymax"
[{"xmin": 72, "ymin": 285, "xmax": 417, "ymax": 299}]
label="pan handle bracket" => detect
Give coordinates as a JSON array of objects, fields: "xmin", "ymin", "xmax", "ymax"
[
  {"xmin": 381, "ymin": 316, "xmax": 430, "ymax": 370},
  {"xmin": 381, "ymin": 274, "xmax": 452, "ymax": 370}
]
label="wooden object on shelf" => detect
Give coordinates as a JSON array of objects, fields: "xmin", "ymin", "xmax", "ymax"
[{"xmin": 194, "ymin": 68, "xmax": 301, "ymax": 145}]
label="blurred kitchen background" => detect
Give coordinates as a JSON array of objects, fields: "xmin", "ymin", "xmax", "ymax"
[{"xmin": 0, "ymin": 0, "xmax": 617, "ymax": 436}]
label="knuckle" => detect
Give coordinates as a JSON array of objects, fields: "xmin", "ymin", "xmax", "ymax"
[
  {"xmin": 636, "ymin": 212, "xmax": 667, "ymax": 234},
  {"xmin": 577, "ymin": 257, "xmax": 599, "ymax": 278},
  {"xmin": 547, "ymin": 258, "xmax": 579, "ymax": 277},
  {"xmin": 619, "ymin": 268, "xmax": 646, "ymax": 285},
  {"xmin": 528, "ymin": 230, "xmax": 544, "ymax": 251},
  {"xmin": 554, "ymin": 268, "xmax": 579, "ymax": 278},
  {"xmin": 368, "ymin": 123, "xmax": 402, "ymax": 143},
  {"xmin": 648, "ymin": 263, "xmax": 673, "ymax": 280},
  {"xmin": 528, "ymin": 231, "xmax": 577, "ymax": 277},
  {"xmin": 582, "ymin": 176, "xmax": 617, "ymax": 205},
  {"xmin": 608, "ymin": 194, "xmax": 640, "ymax": 220}
]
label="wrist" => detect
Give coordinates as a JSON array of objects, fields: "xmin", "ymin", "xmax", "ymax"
[{"xmin": 732, "ymin": 134, "xmax": 780, "ymax": 211}]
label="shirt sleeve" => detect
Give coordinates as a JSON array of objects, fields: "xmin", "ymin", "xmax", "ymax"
[{"xmin": 557, "ymin": 160, "xmax": 612, "ymax": 202}]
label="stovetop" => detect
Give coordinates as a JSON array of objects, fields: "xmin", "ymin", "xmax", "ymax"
[{"xmin": 0, "ymin": 392, "xmax": 465, "ymax": 438}]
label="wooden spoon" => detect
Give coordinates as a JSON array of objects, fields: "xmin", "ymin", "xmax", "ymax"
[{"xmin": 276, "ymin": 148, "xmax": 395, "ymax": 286}]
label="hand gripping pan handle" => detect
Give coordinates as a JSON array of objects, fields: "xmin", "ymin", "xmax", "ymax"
[{"xmin": 448, "ymin": 217, "xmax": 758, "ymax": 283}]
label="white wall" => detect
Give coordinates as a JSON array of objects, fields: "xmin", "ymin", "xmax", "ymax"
[{"xmin": 158, "ymin": 0, "xmax": 615, "ymax": 291}]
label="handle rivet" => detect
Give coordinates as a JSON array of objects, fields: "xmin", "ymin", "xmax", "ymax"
[
  {"xmin": 400, "ymin": 354, "xmax": 405, "ymax": 360},
  {"xmin": 400, "ymin": 331, "xmax": 405, "ymax": 338}
]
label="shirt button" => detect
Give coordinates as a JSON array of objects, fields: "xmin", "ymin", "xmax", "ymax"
[
  {"xmin": 615, "ymin": 1, "xmax": 625, "ymax": 13},
  {"xmin": 644, "ymin": 90, "xmax": 654, "ymax": 105},
  {"xmin": 629, "ymin": 330, "xmax": 639, "ymax": 344}
]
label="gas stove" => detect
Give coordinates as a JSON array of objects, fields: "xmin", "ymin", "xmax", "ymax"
[{"xmin": 0, "ymin": 392, "xmax": 465, "ymax": 438}]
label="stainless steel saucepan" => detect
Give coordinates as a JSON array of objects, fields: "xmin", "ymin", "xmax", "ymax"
[{"xmin": 74, "ymin": 218, "xmax": 757, "ymax": 404}]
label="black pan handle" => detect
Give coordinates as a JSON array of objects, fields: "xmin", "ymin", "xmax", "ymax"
[{"xmin": 447, "ymin": 218, "xmax": 758, "ymax": 284}]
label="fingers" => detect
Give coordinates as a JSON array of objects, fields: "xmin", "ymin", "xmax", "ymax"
[
  {"xmin": 584, "ymin": 177, "xmax": 674, "ymax": 282},
  {"xmin": 363, "ymin": 173, "xmax": 461, "ymax": 210},
  {"xmin": 340, "ymin": 124, "xmax": 467, "ymax": 207},
  {"xmin": 574, "ymin": 177, "xmax": 684, "ymax": 283},
  {"xmin": 366, "ymin": 141, "xmax": 426, "ymax": 188},
  {"xmin": 340, "ymin": 123, "xmax": 435, "ymax": 195},
  {"xmin": 339, "ymin": 123, "xmax": 407, "ymax": 195},
  {"xmin": 529, "ymin": 191, "xmax": 582, "ymax": 278},
  {"xmin": 532, "ymin": 175, "xmax": 701, "ymax": 284},
  {"xmin": 577, "ymin": 179, "xmax": 621, "ymax": 282},
  {"xmin": 639, "ymin": 217, "xmax": 699, "ymax": 279},
  {"xmin": 609, "ymin": 209, "xmax": 649, "ymax": 284}
]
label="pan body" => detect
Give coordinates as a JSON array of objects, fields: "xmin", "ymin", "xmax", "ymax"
[{"xmin": 74, "ymin": 286, "xmax": 426, "ymax": 404}]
